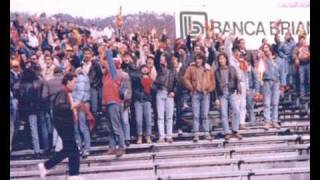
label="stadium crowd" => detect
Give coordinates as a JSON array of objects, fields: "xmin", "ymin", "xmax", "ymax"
[{"xmin": 10, "ymin": 13, "xmax": 309, "ymax": 164}]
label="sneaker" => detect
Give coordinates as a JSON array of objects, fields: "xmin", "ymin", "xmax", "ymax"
[
  {"xmin": 263, "ymin": 123, "xmax": 272, "ymax": 130},
  {"xmin": 38, "ymin": 163, "xmax": 48, "ymax": 179},
  {"xmin": 166, "ymin": 137, "xmax": 173, "ymax": 143},
  {"xmin": 106, "ymin": 149, "xmax": 116, "ymax": 155},
  {"xmin": 157, "ymin": 138, "xmax": 165, "ymax": 143},
  {"xmin": 136, "ymin": 136, "xmax": 142, "ymax": 144},
  {"xmin": 146, "ymin": 136, "xmax": 152, "ymax": 144},
  {"xmin": 233, "ymin": 133, "xmax": 243, "ymax": 140},
  {"xmin": 272, "ymin": 122, "xmax": 281, "ymax": 129},
  {"xmin": 224, "ymin": 134, "xmax": 232, "ymax": 140},
  {"xmin": 125, "ymin": 140, "xmax": 131, "ymax": 147},
  {"xmin": 193, "ymin": 134, "xmax": 199, "ymax": 143},
  {"xmin": 204, "ymin": 133, "xmax": 212, "ymax": 141},
  {"xmin": 116, "ymin": 149, "xmax": 126, "ymax": 157},
  {"xmin": 67, "ymin": 175, "xmax": 85, "ymax": 180},
  {"xmin": 177, "ymin": 129, "xmax": 183, "ymax": 135},
  {"xmin": 82, "ymin": 151, "xmax": 90, "ymax": 159}
]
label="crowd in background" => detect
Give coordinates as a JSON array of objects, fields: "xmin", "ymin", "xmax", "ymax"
[{"xmin": 10, "ymin": 13, "xmax": 310, "ymax": 158}]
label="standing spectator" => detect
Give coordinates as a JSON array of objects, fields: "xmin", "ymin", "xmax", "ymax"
[
  {"xmin": 42, "ymin": 67, "xmax": 65, "ymax": 152},
  {"xmin": 246, "ymin": 63, "xmax": 260, "ymax": 125},
  {"xmin": 102, "ymin": 50, "xmax": 126, "ymax": 157},
  {"xmin": 73, "ymin": 68, "xmax": 91, "ymax": 158},
  {"xmin": 154, "ymin": 53, "xmax": 178, "ymax": 143},
  {"xmin": 132, "ymin": 64, "xmax": 153, "ymax": 144},
  {"xmin": 18, "ymin": 61, "xmax": 42, "ymax": 156},
  {"xmin": 215, "ymin": 53, "xmax": 242, "ymax": 140},
  {"xmin": 278, "ymin": 31, "xmax": 296, "ymax": 91},
  {"xmin": 183, "ymin": 52, "xmax": 216, "ymax": 142},
  {"xmin": 81, "ymin": 48, "xmax": 103, "ymax": 118},
  {"xmin": 38, "ymin": 73, "xmax": 84, "ymax": 180},
  {"xmin": 293, "ymin": 36, "xmax": 310, "ymax": 98},
  {"xmin": 260, "ymin": 44, "xmax": 286, "ymax": 130},
  {"xmin": 10, "ymin": 60, "xmax": 21, "ymax": 139}
]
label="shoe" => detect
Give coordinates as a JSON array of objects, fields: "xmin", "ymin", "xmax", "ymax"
[
  {"xmin": 136, "ymin": 136, "xmax": 142, "ymax": 144},
  {"xmin": 263, "ymin": 123, "xmax": 272, "ymax": 130},
  {"xmin": 146, "ymin": 136, "xmax": 152, "ymax": 144},
  {"xmin": 116, "ymin": 149, "xmax": 126, "ymax": 157},
  {"xmin": 193, "ymin": 134, "xmax": 199, "ymax": 143},
  {"xmin": 125, "ymin": 140, "xmax": 131, "ymax": 147},
  {"xmin": 106, "ymin": 149, "xmax": 116, "ymax": 155},
  {"xmin": 38, "ymin": 163, "xmax": 48, "ymax": 179},
  {"xmin": 68, "ymin": 175, "xmax": 85, "ymax": 180},
  {"xmin": 82, "ymin": 151, "xmax": 90, "ymax": 159},
  {"xmin": 224, "ymin": 134, "xmax": 232, "ymax": 140},
  {"xmin": 233, "ymin": 133, "xmax": 243, "ymax": 140},
  {"xmin": 239, "ymin": 124, "xmax": 249, "ymax": 130},
  {"xmin": 177, "ymin": 129, "xmax": 183, "ymax": 135},
  {"xmin": 34, "ymin": 153, "xmax": 42, "ymax": 159},
  {"xmin": 272, "ymin": 122, "xmax": 281, "ymax": 129},
  {"xmin": 166, "ymin": 137, "xmax": 173, "ymax": 143},
  {"xmin": 157, "ymin": 138, "xmax": 165, "ymax": 143},
  {"xmin": 204, "ymin": 133, "xmax": 212, "ymax": 141}
]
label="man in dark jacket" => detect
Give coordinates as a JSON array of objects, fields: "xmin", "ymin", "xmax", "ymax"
[
  {"xmin": 215, "ymin": 53, "xmax": 242, "ymax": 140},
  {"xmin": 154, "ymin": 53, "xmax": 178, "ymax": 143},
  {"xmin": 18, "ymin": 61, "xmax": 42, "ymax": 155}
]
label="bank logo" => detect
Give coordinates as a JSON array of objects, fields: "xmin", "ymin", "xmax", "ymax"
[{"xmin": 180, "ymin": 11, "xmax": 208, "ymax": 39}]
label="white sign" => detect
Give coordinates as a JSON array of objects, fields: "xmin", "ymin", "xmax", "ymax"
[{"xmin": 175, "ymin": 5, "xmax": 309, "ymax": 49}]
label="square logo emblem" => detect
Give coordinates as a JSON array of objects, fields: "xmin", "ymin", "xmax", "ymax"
[{"xmin": 179, "ymin": 11, "xmax": 208, "ymax": 39}]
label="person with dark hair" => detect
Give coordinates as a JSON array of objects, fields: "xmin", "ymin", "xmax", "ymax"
[
  {"xmin": 215, "ymin": 53, "xmax": 242, "ymax": 140},
  {"xmin": 260, "ymin": 44, "xmax": 286, "ymax": 130},
  {"xmin": 131, "ymin": 64, "xmax": 154, "ymax": 144},
  {"xmin": 154, "ymin": 52, "xmax": 178, "ymax": 143},
  {"xmin": 293, "ymin": 36, "xmax": 310, "ymax": 98},
  {"xmin": 183, "ymin": 52, "xmax": 216, "ymax": 142},
  {"xmin": 18, "ymin": 61, "xmax": 43, "ymax": 156},
  {"xmin": 38, "ymin": 72, "xmax": 84, "ymax": 180},
  {"xmin": 81, "ymin": 47, "xmax": 103, "ymax": 118},
  {"xmin": 278, "ymin": 31, "xmax": 296, "ymax": 91}
]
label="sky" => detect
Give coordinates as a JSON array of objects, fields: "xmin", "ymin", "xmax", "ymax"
[{"xmin": 10, "ymin": 0, "xmax": 309, "ymax": 19}]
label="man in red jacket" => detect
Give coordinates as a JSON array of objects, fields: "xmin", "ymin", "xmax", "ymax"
[{"xmin": 101, "ymin": 52, "xmax": 126, "ymax": 157}]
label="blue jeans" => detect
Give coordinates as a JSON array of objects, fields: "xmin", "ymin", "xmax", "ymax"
[
  {"xmin": 105, "ymin": 103, "xmax": 125, "ymax": 149},
  {"xmin": 12, "ymin": 98, "xmax": 19, "ymax": 133},
  {"xmin": 28, "ymin": 114, "xmax": 41, "ymax": 153},
  {"xmin": 74, "ymin": 107, "xmax": 91, "ymax": 151},
  {"xmin": 263, "ymin": 81, "xmax": 280, "ymax": 123},
  {"xmin": 219, "ymin": 91, "xmax": 240, "ymax": 134},
  {"xmin": 120, "ymin": 104, "xmax": 131, "ymax": 140},
  {"xmin": 288, "ymin": 63, "xmax": 299, "ymax": 92},
  {"xmin": 134, "ymin": 101, "xmax": 152, "ymax": 136},
  {"xmin": 90, "ymin": 88, "xmax": 99, "ymax": 114},
  {"xmin": 40, "ymin": 111, "xmax": 52, "ymax": 151},
  {"xmin": 175, "ymin": 90, "xmax": 190, "ymax": 130},
  {"xmin": 246, "ymin": 90, "xmax": 256, "ymax": 124},
  {"xmin": 192, "ymin": 92, "xmax": 210, "ymax": 133},
  {"xmin": 299, "ymin": 62, "xmax": 310, "ymax": 97},
  {"xmin": 157, "ymin": 90, "xmax": 174, "ymax": 138}
]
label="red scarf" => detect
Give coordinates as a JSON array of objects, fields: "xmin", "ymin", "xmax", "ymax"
[{"xmin": 141, "ymin": 76, "xmax": 153, "ymax": 94}]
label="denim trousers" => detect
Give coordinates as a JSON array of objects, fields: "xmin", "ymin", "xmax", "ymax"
[
  {"xmin": 105, "ymin": 103, "xmax": 125, "ymax": 149},
  {"xmin": 74, "ymin": 106, "xmax": 91, "ymax": 152},
  {"xmin": 156, "ymin": 90, "xmax": 174, "ymax": 138},
  {"xmin": 219, "ymin": 91, "xmax": 240, "ymax": 134},
  {"xmin": 39, "ymin": 111, "xmax": 53, "ymax": 151},
  {"xmin": 10, "ymin": 114, "xmax": 14, "ymax": 151},
  {"xmin": 238, "ymin": 82, "xmax": 247, "ymax": 125},
  {"xmin": 28, "ymin": 114, "xmax": 41, "ymax": 153},
  {"xmin": 299, "ymin": 62, "xmax": 310, "ymax": 97},
  {"xmin": 246, "ymin": 90, "xmax": 256, "ymax": 124},
  {"xmin": 90, "ymin": 88, "xmax": 99, "ymax": 114},
  {"xmin": 263, "ymin": 81, "xmax": 280, "ymax": 123},
  {"xmin": 192, "ymin": 92, "xmax": 210, "ymax": 133},
  {"xmin": 134, "ymin": 101, "xmax": 152, "ymax": 136},
  {"xmin": 120, "ymin": 103, "xmax": 131, "ymax": 140},
  {"xmin": 175, "ymin": 90, "xmax": 190, "ymax": 130}
]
